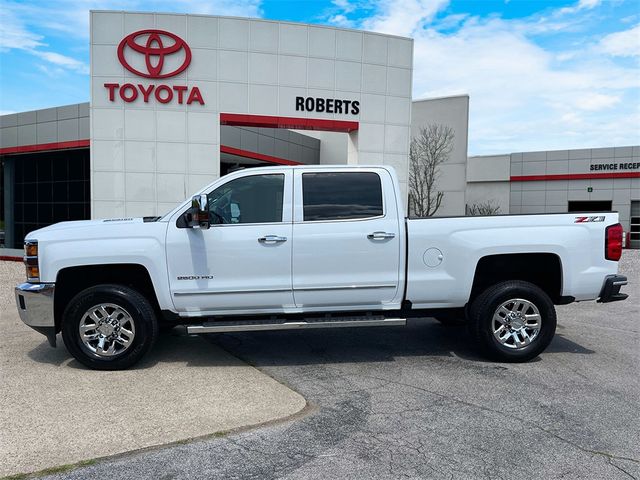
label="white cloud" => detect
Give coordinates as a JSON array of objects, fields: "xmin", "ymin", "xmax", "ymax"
[
  {"xmin": 433, "ymin": 13, "xmax": 469, "ymax": 30},
  {"xmin": 560, "ymin": 112, "xmax": 582, "ymax": 124},
  {"xmin": 1, "ymin": 0, "xmax": 262, "ymax": 78},
  {"xmin": 578, "ymin": 0, "xmax": 601, "ymax": 8},
  {"xmin": 329, "ymin": 14, "xmax": 355, "ymax": 28},
  {"xmin": 0, "ymin": 0, "xmax": 90, "ymax": 74},
  {"xmin": 332, "ymin": 0, "xmax": 356, "ymax": 14},
  {"xmin": 597, "ymin": 24, "xmax": 640, "ymax": 57},
  {"xmin": 577, "ymin": 93, "xmax": 621, "ymax": 111},
  {"xmin": 2, "ymin": 0, "xmax": 263, "ymax": 40},
  {"xmin": 0, "ymin": 3, "xmax": 44, "ymax": 51},
  {"xmin": 32, "ymin": 50, "xmax": 89, "ymax": 74},
  {"xmin": 36, "ymin": 64, "xmax": 67, "ymax": 78},
  {"xmin": 558, "ymin": 0, "xmax": 601, "ymax": 15},
  {"xmin": 326, "ymin": 0, "xmax": 639, "ymax": 153},
  {"xmin": 360, "ymin": 0, "xmax": 450, "ymax": 37},
  {"xmin": 170, "ymin": 0, "xmax": 262, "ymax": 17},
  {"xmin": 411, "ymin": 18, "xmax": 639, "ymax": 152}
]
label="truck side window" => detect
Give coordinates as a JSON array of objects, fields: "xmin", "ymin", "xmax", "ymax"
[
  {"xmin": 302, "ymin": 172, "xmax": 383, "ymax": 221},
  {"xmin": 208, "ymin": 174, "xmax": 284, "ymax": 224}
]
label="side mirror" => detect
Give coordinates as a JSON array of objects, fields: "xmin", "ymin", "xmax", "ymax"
[{"xmin": 186, "ymin": 194, "xmax": 210, "ymax": 229}]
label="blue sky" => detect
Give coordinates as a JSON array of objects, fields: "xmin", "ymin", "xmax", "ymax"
[{"xmin": 0, "ymin": 0, "xmax": 638, "ymax": 154}]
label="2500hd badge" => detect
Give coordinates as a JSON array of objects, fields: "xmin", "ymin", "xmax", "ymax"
[{"xmin": 177, "ymin": 275, "xmax": 214, "ymax": 280}]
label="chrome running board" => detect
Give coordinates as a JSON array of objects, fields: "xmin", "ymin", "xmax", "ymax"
[{"xmin": 186, "ymin": 316, "xmax": 406, "ymax": 334}]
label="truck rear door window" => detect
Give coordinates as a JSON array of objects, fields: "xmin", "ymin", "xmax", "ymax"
[{"xmin": 302, "ymin": 172, "xmax": 383, "ymax": 221}]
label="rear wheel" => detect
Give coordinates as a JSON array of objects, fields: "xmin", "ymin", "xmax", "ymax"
[
  {"xmin": 468, "ymin": 280, "xmax": 556, "ymax": 362},
  {"xmin": 61, "ymin": 284, "xmax": 158, "ymax": 370}
]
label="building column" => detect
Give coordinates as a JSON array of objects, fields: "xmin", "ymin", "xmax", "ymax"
[{"xmin": 347, "ymin": 130, "xmax": 359, "ymax": 165}]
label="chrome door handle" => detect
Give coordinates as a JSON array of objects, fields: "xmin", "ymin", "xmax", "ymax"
[
  {"xmin": 258, "ymin": 235, "xmax": 287, "ymax": 243},
  {"xmin": 367, "ymin": 231, "xmax": 396, "ymax": 240}
]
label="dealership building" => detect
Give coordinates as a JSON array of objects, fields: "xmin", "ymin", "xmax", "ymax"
[{"xmin": 1, "ymin": 11, "xmax": 638, "ymax": 251}]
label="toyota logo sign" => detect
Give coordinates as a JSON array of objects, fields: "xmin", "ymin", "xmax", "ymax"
[
  {"xmin": 117, "ymin": 29, "xmax": 191, "ymax": 78},
  {"xmin": 106, "ymin": 29, "xmax": 204, "ymax": 105}
]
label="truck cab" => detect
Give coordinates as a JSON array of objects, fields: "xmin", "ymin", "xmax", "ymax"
[{"xmin": 166, "ymin": 166, "xmax": 405, "ymax": 316}]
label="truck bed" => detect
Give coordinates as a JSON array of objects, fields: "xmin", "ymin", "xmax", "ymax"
[{"xmin": 405, "ymin": 212, "xmax": 620, "ymax": 308}]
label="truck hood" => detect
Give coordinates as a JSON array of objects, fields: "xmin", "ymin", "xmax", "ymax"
[
  {"xmin": 24, "ymin": 217, "xmax": 168, "ymax": 284},
  {"xmin": 25, "ymin": 217, "xmax": 161, "ymax": 240}
]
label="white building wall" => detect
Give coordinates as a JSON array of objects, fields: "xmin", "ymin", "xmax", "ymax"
[
  {"xmin": 467, "ymin": 154, "xmax": 510, "ymax": 182},
  {"xmin": 293, "ymin": 130, "xmax": 348, "ymax": 165},
  {"xmin": 90, "ymin": 12, "xmax": 413, "ymax": 218},
  {"xmin": 465, "ymin": 146, "xmax": 639, "ymax": 238},
  {"xmin": 510, "ymin": 146, "xmax": 640, "ymax": 232},
  {"xmin": 466, "ymin": 154, "xmax": 510, "ymax": 214},
  {"xmin": 465, "ymin": 183, "xmax": 510, "ymax": 214},
  {"xmin": 410, "ymin": 95, "xmax": 469, "ymax": 216}
]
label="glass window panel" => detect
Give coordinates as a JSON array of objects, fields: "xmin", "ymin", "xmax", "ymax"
[
  {"xmin": 9, "ymin": 150, "xmax": 90, "ymax": 247},
  {"xmin": 208, "ymin": 174, "xmax": 284, "ymax": 225},
  {"xmin": 69, "ymin": 203, "xmax": 85, "ymax": 220},
  {"xmin": 302, "ymin": 172, "xmax": 383, "ymax": 221},
  {"xmin": 38, "ymin": 203, "xmax": 53, "ymax": 223},
  {"xmin": 68, "ymin": 181, "xmax": 85, "ymax": 202},
  {"xmin": 37, "ymin": 182, "xmax": 52, "ymax": 202}
]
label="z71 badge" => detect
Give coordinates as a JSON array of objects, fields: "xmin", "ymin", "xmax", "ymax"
[
  {"xmin": 177, "ymin": 275, "xmax": 214, "ymax": 280},
  {"xmin": 574, "ymin": 216, "xmax": 606, "ymax": 223}
]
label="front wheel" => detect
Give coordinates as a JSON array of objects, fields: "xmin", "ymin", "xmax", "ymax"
[
  {"xmin": 61, "ymin": 284, "xmax": 158, "ymax": 370},
  {"xmin": 468, "ymin": 280, "xmax": 556, "ymax": 362}
]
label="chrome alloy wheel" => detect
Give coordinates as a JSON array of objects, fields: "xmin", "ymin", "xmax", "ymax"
[
  {"xmin": 78, "ymin": 303, "xmax": 136, "ymax": 357},
  {"xmin": 492, "ymin": 298, "xmax": 542, "ymax": 349}
]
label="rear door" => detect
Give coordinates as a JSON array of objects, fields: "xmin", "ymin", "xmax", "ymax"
[{"xmin": 291, "ymin": 168, "xmax": 402, "ymax": 309}]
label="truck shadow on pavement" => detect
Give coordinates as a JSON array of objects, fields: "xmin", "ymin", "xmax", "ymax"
[
  {"xmin": 26, "ymin": 333, "xmax": 243, "ymax": 370},
  {"xmin": 26, "ymin": 318, "xmax": 593, "ymax": 370},
  {"xmin": 209, "ymin": 318, "xmax": 595, "ymax": 367}
]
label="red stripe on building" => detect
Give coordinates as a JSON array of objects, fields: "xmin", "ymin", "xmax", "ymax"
[
  {"xmin": 220, "ymin": 113, "xmax": 359, "ymax": 133},
  {"xmin": 220, "ymin": 145, "xmax": 302, "ymax": 166},
  {"xmin": 510, "ymin": 172, "xmax": 640, "ymax": 182},
  {"xmin": 0, "ymin": 255, "xmax": 23, "ymax": 262},
  {"xmin": 0, "ymin": 140, "xmax": 90, "ymax": 155}
]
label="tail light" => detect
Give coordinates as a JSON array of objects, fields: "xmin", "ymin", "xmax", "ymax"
[{"xmin": 605, "ymin": 223, "xmax": 623, "ymax": 261}]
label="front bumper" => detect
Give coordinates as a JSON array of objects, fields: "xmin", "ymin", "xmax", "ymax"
[
  {"xmin": 15, "ymin": 282, "xmax": 57, "ymax": 346},
  {"xmin": 597, "ymin": 275, "xmax": 628, "ymax": 303}
]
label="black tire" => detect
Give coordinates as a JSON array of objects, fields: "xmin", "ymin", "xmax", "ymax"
[
  {"xmin": 468, "ymin": 280, "xmax": 556, "ymax": 362},
  {"xmin": 61, "ymin": 284, "xmax": 158, "ymax": 370}
]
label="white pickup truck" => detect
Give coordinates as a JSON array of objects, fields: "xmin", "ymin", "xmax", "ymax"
[{"xmin": 15, "ymin": 166, "xmax": 628, "ymax": 370}]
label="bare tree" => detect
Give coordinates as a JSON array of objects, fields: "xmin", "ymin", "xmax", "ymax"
[
  {"xmin": 408, "ymin": 124, "xmax": 454, "ymax": 217},
  {"xmin": 465, "ymin": 200, "xmax": 501, "ymax": 216}
]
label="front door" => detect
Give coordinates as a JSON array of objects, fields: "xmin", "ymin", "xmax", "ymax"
[{"xmin": 166, "ymin": 170, "xmax": 294, "ymax": 316}]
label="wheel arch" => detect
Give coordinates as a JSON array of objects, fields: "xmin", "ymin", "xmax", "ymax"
[
  {"xmin": 469, "ymin": 253, "xmax": 563, "ymax": 305},
  {"xmin": 54, "ymin": 264, "xmax": 161, "ymax": 332}
]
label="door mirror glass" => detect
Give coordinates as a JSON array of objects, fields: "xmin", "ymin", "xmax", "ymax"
[{"xmin": 186, "ymin": 193, "xmax": 210, "ymax": 229}]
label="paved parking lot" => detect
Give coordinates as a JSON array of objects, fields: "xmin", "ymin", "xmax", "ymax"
[
  {"xmin": 37, "ymin": 251, "xmax": 639, "ymax": 480},
  {"xmin": 0, "ymin": 262, "xmax": 305, "ymax": 478}
]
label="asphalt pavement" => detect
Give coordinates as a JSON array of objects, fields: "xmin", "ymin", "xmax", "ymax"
[
  {"xmin": 39, "ymin": 251, "xmax": 639, "ymax": 480},
  {"xmin": 0, "ymin": 262, "xmax": 305, "ymax": 478}
]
